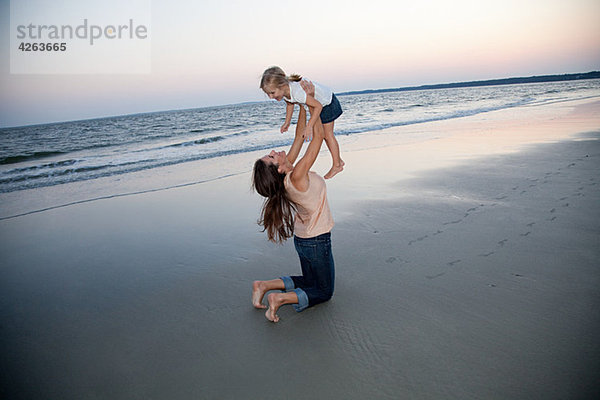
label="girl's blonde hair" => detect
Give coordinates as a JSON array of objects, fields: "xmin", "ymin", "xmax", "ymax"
[{"xmin": 260, "ymin": 66, "xmax": 302, "ymax": 91}]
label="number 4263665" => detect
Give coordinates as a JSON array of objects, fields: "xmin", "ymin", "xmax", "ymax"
[{"xmin": 18, "ymin": 42, "xmax": 67, "ymax": 51}]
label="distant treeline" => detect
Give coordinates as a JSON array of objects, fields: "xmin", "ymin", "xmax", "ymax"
[{"xmin": 338, "ymin": 71, "xmax": 600, "ymax": 96}]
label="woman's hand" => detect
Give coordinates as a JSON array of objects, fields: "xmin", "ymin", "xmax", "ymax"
[
  {"xmin": 303, "ymin": 125, "xmax": 313, "ymax": 142},
  {"xmin": 280, "ymin": 121, "xmax": 290, "ymax": 133},
  {"xmin": 300, "ymin": 80, "xmax": 316, "ymax": 97}
]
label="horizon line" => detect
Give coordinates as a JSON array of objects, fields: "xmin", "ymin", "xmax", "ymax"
[{"xmin": 2, "ymin": 70, "xmax": 599, "ymax": 129}]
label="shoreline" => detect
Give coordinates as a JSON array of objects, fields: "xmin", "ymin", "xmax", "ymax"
[
  {"xmin": 1, "ymin": 96, "xmax": 598, "ymax": 221},
  {"xmin": 1, "ymin": 97, "xmax": 599, "ymax": 399}
]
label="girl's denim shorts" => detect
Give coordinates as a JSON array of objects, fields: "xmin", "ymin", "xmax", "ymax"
[{"xmin": 319, "ymin": 93, "xmax": 343, "ymax": 124}]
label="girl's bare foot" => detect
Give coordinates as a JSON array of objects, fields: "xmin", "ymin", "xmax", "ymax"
[
  {"xmin": 325, "ymin": 160, "xmax": 345, "ymax": 179},
  {"xmin": 265, "ymin": 293, "xmax": 283, "ymax": 322},
  {"xmin": 252, "ymin": 281, "xmax": 267, "ymax": 309}
]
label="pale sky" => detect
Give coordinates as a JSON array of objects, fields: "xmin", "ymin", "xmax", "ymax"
[{"xmin": 1, "ymin": 0, "xmax": 599, "ymax": 127}]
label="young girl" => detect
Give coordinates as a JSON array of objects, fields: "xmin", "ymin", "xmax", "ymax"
[
  {"xmin": 260, "ymin": 66, "xmax": 344, "ymax": 179},
  {"xmin": 252, "ymin": 106, "xmax": 335, "ymax": 322}
]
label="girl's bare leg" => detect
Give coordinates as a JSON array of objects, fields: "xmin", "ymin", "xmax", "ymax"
[
  {"xmin": 252, "ymin": 279, "xmax": 285, "ymax": 309},
  {"xmin": 306, "ymin": 107, "xmax": 343, "ymax": 178},
  {"xmin": 266, "ymin": 292, "xmax": 299, "ymax": 323},
  {"xmin": 323, "ymin": 121, "xmax": 344, "ymax": 179}
]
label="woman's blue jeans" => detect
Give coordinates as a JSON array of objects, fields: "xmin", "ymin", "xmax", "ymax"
[{"xmin": 281, "ymin": 232, "xmax": 335, "ymax": 312}]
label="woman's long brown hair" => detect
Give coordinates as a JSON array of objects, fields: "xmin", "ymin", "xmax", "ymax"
[{"xmin": 252, "ymin": 159, "xmax": 297, "ymax": 243}]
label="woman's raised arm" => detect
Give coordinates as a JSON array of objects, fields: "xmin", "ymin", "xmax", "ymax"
[
  {"xmin": 286, "ymin": 106, "xmax": 307, "ymax": 165},
  {"xmin": 289, "ymin": 111, "xmax": 324, "ymax": 191}
]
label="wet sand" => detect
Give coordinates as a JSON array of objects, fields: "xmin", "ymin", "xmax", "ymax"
[{"xmin": 1, "ymin": 98, "xmax": 599, "ymax": 399}]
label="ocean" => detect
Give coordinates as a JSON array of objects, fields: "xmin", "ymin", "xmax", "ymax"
[{"xmin": 1, "ymin": 79, "xmax": 599, "ymax": 194}]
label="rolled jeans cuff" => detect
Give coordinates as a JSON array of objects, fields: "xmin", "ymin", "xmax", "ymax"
[
  {"xmin": 280, "ymin": 276, "xmax": 295, "ymax": 291},
  {"xmin": 280, "ymin": 276, "xmax": 309, "ymax": 312},
  {"xmin": 291, "ymin": 288, "xmax": 309, "ymax": 312}
]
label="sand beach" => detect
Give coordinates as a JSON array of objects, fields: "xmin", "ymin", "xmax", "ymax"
[{"xmin": 1, "ymin": 97, "xmax": 599, "ymax": 399}]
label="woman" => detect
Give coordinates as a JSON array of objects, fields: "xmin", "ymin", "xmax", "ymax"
[{"xmin": 251, "ymin": 102, "xmax": 335, "ymax": 323}]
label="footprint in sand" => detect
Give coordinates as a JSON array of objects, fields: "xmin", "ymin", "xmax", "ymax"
[
  {"xmin": 498, "ymin": 239, "xmax": 508, "ymax": 247},
  {"xmin": 426, "ymin": 272, "xmax": 446, "ymax": 280},
  {"xmin": 520, "ymin": 231, "xmax": 531, "ymax": 237},
  {"xmin": 443, "ymin": 219, "xmax": 463, "ymax": 226},
  {"xmin": 526, "ymin": 222, "xmax": 535, "ymax": 227},
  {"xmin": 447, "ymin": 259, "xmax": 461, "ymax": 266},
  {"xmin": 386, "ymin": 257, "xmax": 409, "ymax": 264},
  {"xmin": 547, "ymin": 216, "xmax": 557, "ymax": 222},
  {"xmin": 479, "ymin": 251, "xmax": 495, "ymax": 257},
  {"xmin": 408, "ymin": 235, "xmax": 428, "ymax": 245}
]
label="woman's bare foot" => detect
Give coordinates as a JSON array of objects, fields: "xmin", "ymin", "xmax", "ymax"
[
  {"xmin": 265, "ymin": 293, "xmax": 284, "ymax": 322},
  {"xmin": 252, "ymin": 281, "xmax": 267, "ymax": 309},
  {"xmin": 324, "ymin": 160, "xmax": 345, "ymax": 179}
]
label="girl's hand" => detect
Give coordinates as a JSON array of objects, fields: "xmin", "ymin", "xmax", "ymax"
[
  {"xmin": 303, "ymin": 126, "xmax": 313, "ymax": 142},
  {"xmin": 280, "ymin": 121, "xmax": 290, "ymax": 133}
]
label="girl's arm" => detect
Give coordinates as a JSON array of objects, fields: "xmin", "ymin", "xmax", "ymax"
[
  {"xmin": 290, "ymin": 106, "xmax": 324, "ymax": 191},
  {"xmin": 281, "ymin": 102, "xmax": 294, "ymax": 133},
  {"xmin": 286, "ymin": 106, "xmax": 307, "ymax": 165}
]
